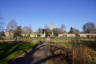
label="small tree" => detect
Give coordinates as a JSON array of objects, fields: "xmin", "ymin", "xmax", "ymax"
[
  {"xmin": 52, "ymin": 28, "xmax": 63, "ymax": 37},
  {"xmin": 14, "ymin": 26, "xmax": 22, "ymax": 38},
  {"xmin": 69, "ymin": 27, "xmax": 80, "ymax": 37},
  {"xmin": 69, "ymin": 27, "xmax": 79, "ymax": 34},
  {"xmin": 44, "ymin": 28, "xmax": 52, "ymax": 37},
  {"xmin": 0, "ymin": 31, "xmax": 5, "ymax": 40}
]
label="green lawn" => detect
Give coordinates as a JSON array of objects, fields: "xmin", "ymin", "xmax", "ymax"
[
  {"xmin": 50, "ymin": 42, "xmax": 73, "ymax": 46},
  {"xmin": 0, "ymin": 41, "xmax": 36, "ymax": 64},
  {"xmin": 0, "ymin": 38, "xmax": 96, "ymax": 64},
  {"xmin": 50, "ymin": 40, "xmax": 96, "ymax": 48},
  {"xmin": 4, "ymin": 37, "xmax": 96, "ymax": 41}
]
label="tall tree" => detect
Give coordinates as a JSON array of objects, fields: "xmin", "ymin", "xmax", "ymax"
[
  {"xmin": 7, "ymin": 20, "xmax": 18, "ymax": 31},
  {"xmin": 83, "ymin": 22, "xmax": 96, "ymax": 33}
]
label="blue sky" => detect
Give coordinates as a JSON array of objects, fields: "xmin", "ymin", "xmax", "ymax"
[{"xmin": 0, "ymin": 0, "xmax": 96, "ymax": 32}]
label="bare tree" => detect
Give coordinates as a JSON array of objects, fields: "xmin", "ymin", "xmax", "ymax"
[
  {"xmin": 83, "ymin": 22, "xmax": 96, "ymax": 33},
  {"xmin": 22, "ymin": 26, "xmax": 32, "ymax": 37},
  {"xmin": 7, "ymin": 20, "xmax": 18, "ymax": 31},
  {"xmin": 0, "ymin": 17, "xmax": 5, "ymax": 32},
  {"xmin": 38, "ymin": 28, "xmax": 42, "ymax": 33},
  {"xmin": 60, "ymin": 24, "xmax": 66, "ymax": 32},
  {"xmin": 0, "ymin": 17, "xmax": 5, "ymax": 39}
]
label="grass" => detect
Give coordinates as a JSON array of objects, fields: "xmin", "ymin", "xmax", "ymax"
[
  {"xmin": 51, "ymin": 37, "xmax": 96, "ymax": 40},
  {"xmin": 4, "ymin": 37, "xmax": 96, "ymax": 41},
  {"xmin": 4, "ymin": 37, "xmax": 46, "ymax": 41},
  {"xmin": 50, "ymin": 42, "xmax": 73, "ymax": 47},
  {"xmin": 0, "ymin": 41, "xmax": 36, "ymax": 64},
  {"xmin": 50, "ymin": 41, "xmax": 96, "ymax": 64},
  {"xmin": 0, "ymin": 37, "xmax": 96, "ymax": 64}
]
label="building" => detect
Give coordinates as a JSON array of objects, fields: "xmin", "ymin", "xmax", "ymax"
[{"xmin": 5, "ymin": 31, "xmax": 14, "ymax": 38}]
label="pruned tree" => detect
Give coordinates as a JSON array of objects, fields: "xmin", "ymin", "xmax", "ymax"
[{"xmin": 83, "ymin": 22, "xmax": 96, "ymax": 33}]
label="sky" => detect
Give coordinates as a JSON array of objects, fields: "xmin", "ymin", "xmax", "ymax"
[{"xmin": 0, "ymin": 0, "xmax": 96, "ymax": 32}]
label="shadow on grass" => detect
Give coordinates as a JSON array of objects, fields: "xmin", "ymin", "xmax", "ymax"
[
  {"xmin": 8, "ymin": 41, "xmax": 43, "ymax": 64},
  {"xmin": 1, "ymin": 40, "xmax": 96, "ymax": 64},
  {"xmin": 8, "ymin": 41, "xmax": 72, "ymax": 64},
  {"xmin": 0, "ymin": 41, "xmax": 36, "ymax": 63}
]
